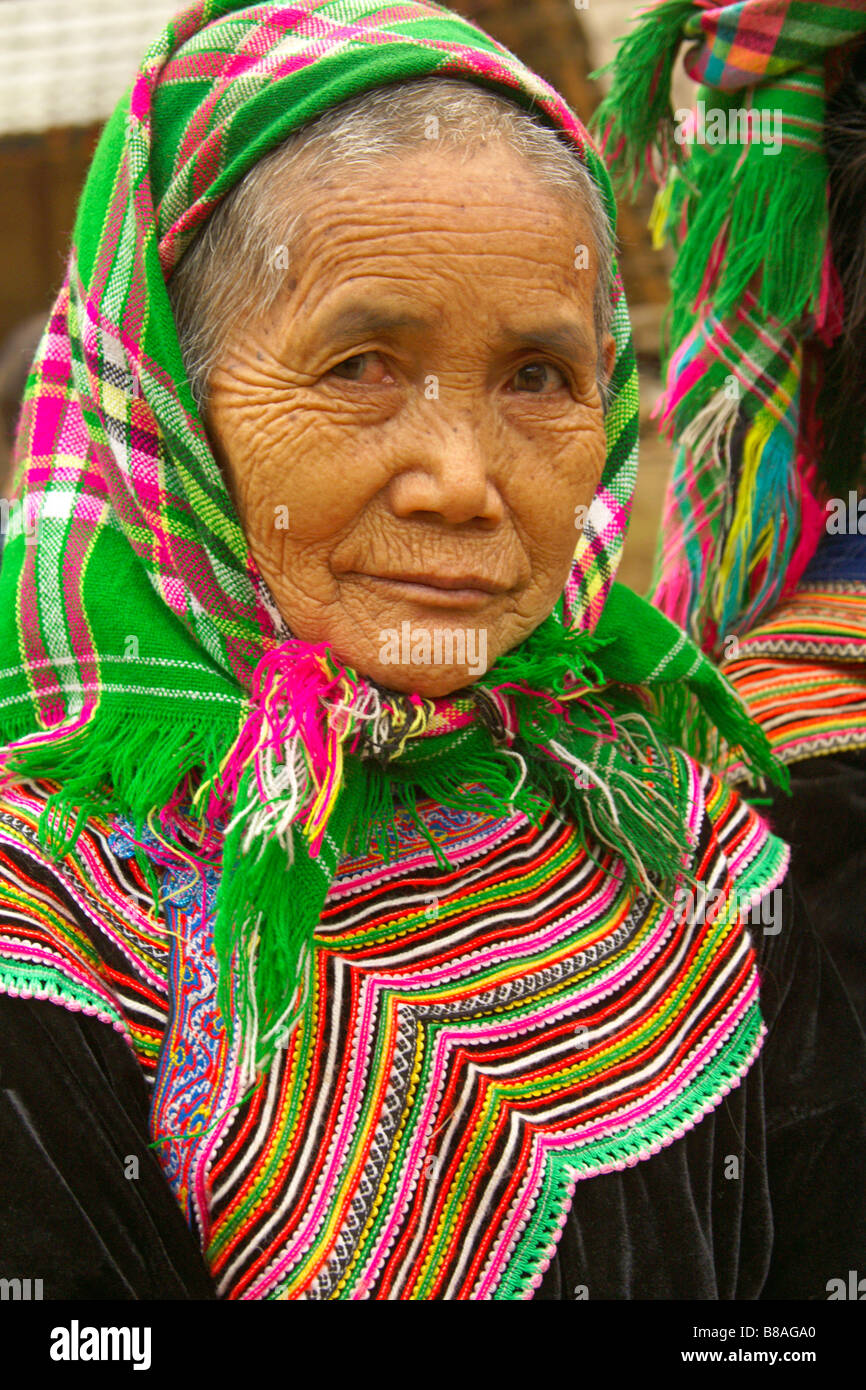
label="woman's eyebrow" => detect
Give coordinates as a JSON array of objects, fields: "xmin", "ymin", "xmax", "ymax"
[
  {"xmin": 315, "ymin": 305, "xmax": 595, "ymax": 361},
  {"xmin": 317, "ymin": 304, "xmax": 431, "ymax": 343},
  {"xmin": 498, "ymin": 323, "xmax": 596, "ymax": 361}
]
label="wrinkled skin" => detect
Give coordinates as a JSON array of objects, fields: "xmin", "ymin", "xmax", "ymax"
[{"xmin": 206, "ymin": 142, "xmax": 615, "ymax": 696}]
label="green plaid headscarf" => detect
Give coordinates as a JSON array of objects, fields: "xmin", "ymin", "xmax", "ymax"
[
  {"xmin": 0, "ymin": 0, "xmax": 780, "ymax": 1068},
  {"xmin": 594, "ymin": 0, "xmax": 866, "ymax": 653}
]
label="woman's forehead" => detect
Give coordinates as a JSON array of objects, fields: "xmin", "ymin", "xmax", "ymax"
[{"xmin": 264, "ymin": 144, "xmax": 597, "ymax": 319}]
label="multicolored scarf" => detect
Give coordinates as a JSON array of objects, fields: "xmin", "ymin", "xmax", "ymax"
[
  {"xmin": 0, "ymin": 0, "xmax": 780, "ymax": 1075},
  {"xmin": 594, "ymin": 0, "xmax": 866, "ymax": 654}
]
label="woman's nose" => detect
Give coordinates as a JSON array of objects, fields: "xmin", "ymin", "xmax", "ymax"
[{"xmin": 387, "ymin": 417, "xmax": 504, "ymax": 527}]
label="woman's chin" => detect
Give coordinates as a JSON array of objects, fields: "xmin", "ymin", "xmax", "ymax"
[
  {"xmin": 308, "ymin": 621, "xmax": 497, "ymax": 697},
  {"xmin": 345, "ymin": 657, "xmax": 487, "ymax": 699}
]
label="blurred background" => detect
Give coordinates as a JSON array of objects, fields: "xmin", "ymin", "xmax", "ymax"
[{"xmin": 0, "ymin": 0, "xmax": 690, "ymax": 591}]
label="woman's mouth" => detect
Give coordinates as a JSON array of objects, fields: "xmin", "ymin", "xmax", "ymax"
[{"xmin": 347, "ymin": 571, "xmax": 511, "ymax": 610}]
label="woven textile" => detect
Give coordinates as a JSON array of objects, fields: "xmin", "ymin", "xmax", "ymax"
[
  {"xmin": 683, "ymin": 0, "xmax": 866, "ymax": 87},
  {"xmin": 594, "ymin": 0, "xmax": 866, "ymax": 653},
  {"xmin": 0, "ymin": 767, "xmax": 787, "ymax": 1299}
]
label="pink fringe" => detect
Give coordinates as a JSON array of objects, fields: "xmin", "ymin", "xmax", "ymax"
[
  {"xmin": 815, "ymin": 241, "xmax": 844, "ymax": 345},
  {"xmin": 202, "ymin": 640, "xmax": 356, "ymax": 833}
]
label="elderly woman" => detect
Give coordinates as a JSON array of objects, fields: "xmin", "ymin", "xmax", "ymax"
[{"xmin": 0, "ymin": 0, "xmax": 863, "ymax": 1302}]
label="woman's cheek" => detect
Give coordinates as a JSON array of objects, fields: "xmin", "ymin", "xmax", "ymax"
[
  {"xmin": 224, "ymin": 405, "xmax": 373, "ymax": 547},
  {"xmin": 513, "ymin": 423, "xmax": 606, "ymax": 550}
]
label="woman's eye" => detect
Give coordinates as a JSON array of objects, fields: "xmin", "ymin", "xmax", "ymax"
[
  {"xmin": 328, "ymin": 352, "xmax": 389, "ymax": 383},
  {"xmin": 511, "ymin": 361, "xmax": 567, "ymax": 394}
]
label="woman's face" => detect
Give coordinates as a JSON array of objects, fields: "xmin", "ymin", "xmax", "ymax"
[{"xmin": 206, "ymin": 141, "xmax": 615, "ymax": 696}]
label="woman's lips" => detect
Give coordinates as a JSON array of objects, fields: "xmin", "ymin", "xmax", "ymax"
[{"xmin": 348, "ymin": 572, "xmax": 510, "ymax": 610}]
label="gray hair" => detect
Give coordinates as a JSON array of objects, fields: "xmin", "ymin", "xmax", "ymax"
[{"xmin": 167, "ymin": 77, "xmax": 617, "ymax": 418}]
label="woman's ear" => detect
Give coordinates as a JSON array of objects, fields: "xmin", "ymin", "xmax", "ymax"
[{"xmin": 602, "ymin": 333, "xmax": 616, "ymax": 385}]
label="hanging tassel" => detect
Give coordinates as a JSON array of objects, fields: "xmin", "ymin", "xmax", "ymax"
[
  {"xmin": 659, "ymin": 77, "xmax": 830, "ymax": 349},
  {"xmin": 591, "ymin": 584, "xmax": 787, "ymax": 793},
  {"xmin": 712, "ymin": 408, "xmax": 801, "ymax": 638},
  {"xmin": 213, "ymin": 763, "xmax": 363, "ymax": 1076},
  {"xmin": 196, "ymin": 640, "xmax": 376, "ymax": 855},
  {"xmin": 591, "ymin": 0, "xmax": 698, "ymax": 193}
]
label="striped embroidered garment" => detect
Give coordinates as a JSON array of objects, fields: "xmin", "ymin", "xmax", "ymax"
[
  {"xmin": 723, "ymin": 585, "xmax": 866, "ymax": 774},
  {"xmin": 0, "ymin": 761, "xmax": 786, "ymax": 1299}
]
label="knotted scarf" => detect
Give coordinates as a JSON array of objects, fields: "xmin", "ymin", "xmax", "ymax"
[
  {"xmin": 0, "ymin": 0, "xmax": 781, "ymax": 1073},
  {"xmin": 594, "ymin": 0, "xmax": 866, "ymax": 654}
]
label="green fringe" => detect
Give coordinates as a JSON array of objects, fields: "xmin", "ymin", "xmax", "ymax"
[
  {"xmin": 211, "ymin": 738, "xmax": 540, "ymax": 1075},
  {"xmin": 211, "ymin": 700, "xmax": 702, "ymax": 1077},
  {"xmin": 346, "ymin": 729, "xmax": 538, "ymax": 868},
  {"xmin": 662, "ymin": 97, "xmax": 828, "ymax": 350},
  {"xmin": 509, "ymin": 687, "xmax": 688, "ymax": 886},
  {"xmin": 590, "ymin": 0, "xmax": 696, "ymax": 194},
  {"xmin": 364, "ymin": 705, "xmax": 690, "ymax": 904},
  {"xmin": 593, "ymin": 584, "xmax": 788, "ymax": 795},
  {"xmin": 0, "ymin": 705, "xmax": 241, "ymax": 920},
  {"xmin": 0, "ymin": 704, "xmax": 241, "ymax": 848},
  {"xmin": 648, "ymin": 677, "xmax": 789, "ymax": 798},
  {"xmin": 212, "ymin": 765, "xmax": 363, "ymax": 1073},
  {"xmin": 476, "ymin": 607, "xmax": 613, "ymax": 695}
]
